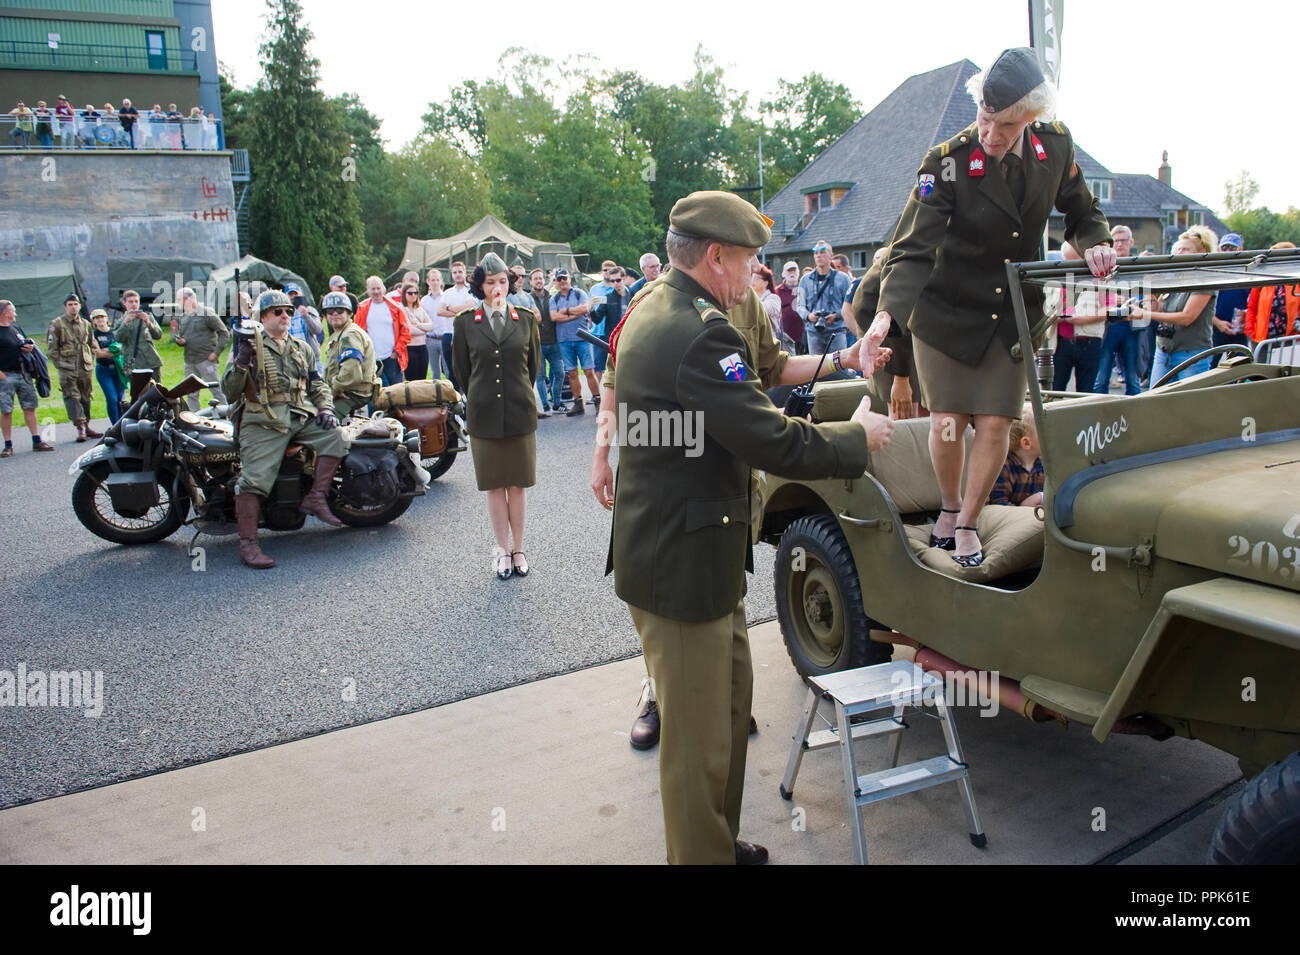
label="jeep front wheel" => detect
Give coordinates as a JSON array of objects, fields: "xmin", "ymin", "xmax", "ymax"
[
  {"xmin": 1208, "ymin": 749, "xmax": 1300, "ymax": 864},
  {"xmin": 774, "ymin": 514, "xmax": 891, "ymax": 678}
]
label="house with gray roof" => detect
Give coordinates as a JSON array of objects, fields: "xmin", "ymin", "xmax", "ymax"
[{"xmin": 762, "ymin": 60, "xmax": 1227, "ymax": 271}]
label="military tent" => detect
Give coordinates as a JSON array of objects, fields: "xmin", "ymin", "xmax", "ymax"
[
  {"xmin": 393, "ymin": 215, "xmax": 585, "ymax": 282},
  {"xmin": 0, "ymin": 260, "xmax": 88, "ymax": 327},
  {"xmin": 106, "ymin": 257, "xmax": 215, "ymax": 311},
  {"xmin": 207, "ymin": 255, "xmax": 317, "ymax": 318}
]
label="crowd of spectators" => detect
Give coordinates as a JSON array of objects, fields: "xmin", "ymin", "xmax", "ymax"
[{"xmin": 7, "ymin": 96, "xmax": 220, "ymax": 150}]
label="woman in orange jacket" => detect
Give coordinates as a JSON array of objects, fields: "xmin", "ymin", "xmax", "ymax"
[{"xmin": 1244, "ymin": 242, "xmax": 1298, "ymax": 343}]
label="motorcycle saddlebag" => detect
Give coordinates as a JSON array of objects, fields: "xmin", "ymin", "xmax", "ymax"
[
  {"xmin": 373, "ymin": 379, "xmax": 460, "ymax": 410},
  {"xmin": 392, "ymin": 405, "xmax": 448, "ymax": 456},
  {"xmin": 339, "ymin": 447, "xmax": 401, "ymax": 507}
]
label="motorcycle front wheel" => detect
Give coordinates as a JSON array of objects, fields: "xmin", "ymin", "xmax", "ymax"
[{"xmin": 71, "ymin": 463, "xmax": 189, "ymax": 545}]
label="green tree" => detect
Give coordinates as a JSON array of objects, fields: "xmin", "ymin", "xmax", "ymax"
[
  {"xmin": 760, "ymin": 74, "xmax": 861, "ymax": 197},
  {"xmin": 247, "ymin": 0, "xmax": 367, "ymax": 294},
  {"xmin": 1223, "ymin": 170, "xmax": 1260, "ymax": 218},
  {"xmin": 217, "ymin": 62, "xmax": 253, "ymax": 152}
]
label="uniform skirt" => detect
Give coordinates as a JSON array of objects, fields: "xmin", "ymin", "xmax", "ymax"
[
  {"xmin": 913, "ymin": 333, "xmax": 1026, "ymax": 418},
  {"xmin": 470, "ymin": 432, "xmax": 537, "ymax": 491}
]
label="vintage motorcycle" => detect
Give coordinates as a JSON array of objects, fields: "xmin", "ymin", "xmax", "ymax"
[{"xmin": 70, "ymin": 372, "xmax": 429, "ymax": 546}]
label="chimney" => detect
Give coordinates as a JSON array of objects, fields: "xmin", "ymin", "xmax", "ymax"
[{"xmin": 1158, "ymin": 150, "xmax": 1171, "ymax": 187}]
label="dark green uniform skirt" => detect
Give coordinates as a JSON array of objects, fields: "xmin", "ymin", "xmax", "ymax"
[
  {"xmin": 470, "ymin": 432, "xmax": 537, "ymax": 491},
  {"xmin": 913, "ymin": 333, "xmax": 1026, "ymax": 418}
]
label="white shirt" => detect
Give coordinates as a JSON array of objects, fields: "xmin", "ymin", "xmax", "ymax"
[
  {"xmin": 439, "ymin": 285, "xmax": 477, "ymax": 328},
  {"xmin": 422, "ymin": 292, "xmax": 452, "ymax": 337},
  {"xmin": 1071, "ymin": 290, "xmax": 1106, "ymax": 339},
  {"xmin": 366, "ymin": 299, "xmax": 396, "ymax": 358}
]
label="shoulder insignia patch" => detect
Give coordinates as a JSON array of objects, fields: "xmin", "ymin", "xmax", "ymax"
[
  {"xmin": 339, "ymin": 347, "xmax": 363, "ymax": 363},
  {"xmin": 693, "ymin": 296, "xmax": 725, "ymax": 323},
  {"xmin": 719, "ymin": 352, "xmax": 747, "ymax": 381},
  {"xmin": 918, "ymin": 173, "xmax": 936, "ymax": 197}
]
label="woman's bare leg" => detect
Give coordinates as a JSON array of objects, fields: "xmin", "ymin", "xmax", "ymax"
[
  {"xmin": 955, "ymin": 414, "xmax": 1014, "ymax": 556},
  {"xmin": 486, "ymin": 488, "xmax": 510, "ymax": 550},
  {"xmin": 506, "ymin": 486, "xmax": 526, "ymax": 553},
  {"xmin": 929, "ymin": 411, "xmax": 971, "ymax": 539}
]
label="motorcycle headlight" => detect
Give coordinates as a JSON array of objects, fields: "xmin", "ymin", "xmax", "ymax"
[{"xmin": 120, "ymin": 419, "xmax": 156, "ymax": 446}]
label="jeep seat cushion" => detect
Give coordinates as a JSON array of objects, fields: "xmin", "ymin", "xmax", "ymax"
[
  {"xmin": 903, "ymin": 504, "xmax": 1045, "ymax": 582},
  {"xmin": 871, "ymin": 418, "xmax": 974, "ymax": 514}
]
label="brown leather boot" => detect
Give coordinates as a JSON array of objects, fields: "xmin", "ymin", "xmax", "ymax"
[
  {"xmin": 235, "ymin": 493, "xmax": 275, "ymax": 569},
  {"xmin": 299, "ymin": 455, "xmax": 344, "ymax": 526},
  {"xmin": 75, "ymin": 420, "xmax": 88, "ymax": 443}
]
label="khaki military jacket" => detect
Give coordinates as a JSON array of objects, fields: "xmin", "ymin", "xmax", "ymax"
[
  {"xmin": 174, "ymin": 306, "xmax": 230, "ymax": 363},
  {"xmin": 603, "ymin": 285, "xmax": 787, "ymax": 392},
  {"xmin": 46, "ymin": 314, "xmax": 93, "ymax": 374},
  {"xmin": 611, "ymin": 269, "xmax": 868, "ymax": 623},
  {"xmin": 878, "ymin": 120, "xmax": 1112, "ymax": 365},
  {"xmin": 323, "ymin": 320, "xmax": 380, "ymax": 403},
  {"xmin": 451, "ymin": 303, "xmax": 541, "ymax": 440},
  {"xmin": 222, "ymin": 331, "xmax": 333, "ymax": 432},
  {"xmin": 114, "ymin": 312, "xmax": 163, "ymax": 372}
]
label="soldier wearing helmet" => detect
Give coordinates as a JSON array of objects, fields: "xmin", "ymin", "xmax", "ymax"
[
  {"xmin": 221, "ymin": 288, "xmax": 346, "ymax": 569},
  {"xmin": 321, "ymin": 291, "xmax": 379, "ymax": 419}
]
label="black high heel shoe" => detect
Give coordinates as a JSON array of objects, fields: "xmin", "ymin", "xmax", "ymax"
[
  {"xmin": 929, "ymin": 508, "xmax": 961, "ymax": 550},
  {"xmin": 952, "ymin": 526, "xmax": 984, "ymax": 568}
]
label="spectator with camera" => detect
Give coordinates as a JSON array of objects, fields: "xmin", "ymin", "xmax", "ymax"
[
  {"xmin": 115, "ymin": 289, "xmax": 164, "ymax": 378},
  {"xmin": 796, "ymin": 240, "xmax": 852, "ymax": 355}
]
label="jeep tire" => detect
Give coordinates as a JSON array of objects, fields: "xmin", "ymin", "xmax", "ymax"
[
  {"xmin": 774, "ymin": 514, "xmax": 892, "ymax": 678},
  {"xmin": 1208, "ymin": 749, "xmax": 1300, "ymax": 864}
]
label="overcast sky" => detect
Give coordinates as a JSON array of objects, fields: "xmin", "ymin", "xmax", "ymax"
[{"xmin": 212, "ymin": 0, "xmax": 1294, "ymax": 217}]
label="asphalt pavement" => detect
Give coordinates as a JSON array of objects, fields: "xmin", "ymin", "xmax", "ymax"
[{"xmin": 0, "ymin": 409, "xmax": 776, "ymax": 809}]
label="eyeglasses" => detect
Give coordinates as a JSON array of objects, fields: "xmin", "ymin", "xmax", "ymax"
[
  {"xmin": 813, "ymin": 246, "xmax": 829, "ymax": 253},
  {"xmin": 268, "ymin": 307, "xmax": 292, "ymax": 317}
]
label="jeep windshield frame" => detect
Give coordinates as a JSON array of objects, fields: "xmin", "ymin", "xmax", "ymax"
[{"xmin": 1006, "ymin": 247, "xmax": 1300, "ymax": 568}]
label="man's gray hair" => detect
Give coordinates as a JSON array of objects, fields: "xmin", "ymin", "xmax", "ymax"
[
  {"xmin": 966, "ymin": 71, "xmax": 1058, "ymax": 121},
  {"xmin": 639, "ymin": 252, "xmax": 661, "ymax": 268},
  {"xmin": 665, "ymin": 230, "xmax": 713, "ymax": 270},
  {"xmin": 0, "ymin": 300, "xmax": 14, "ymax": 316}
]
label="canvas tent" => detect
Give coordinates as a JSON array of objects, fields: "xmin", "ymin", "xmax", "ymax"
[
  {"xmin": 208, "ymin": 255, "xmax": 317, "ymax": 317},
  {"xmin": 107, "ymin": 257, "xmax": 215, "ymax": 311},
  {"xmin": 0, "ymin": 260, "xmax": 87, "ymax": 327},
  {"xmin": 394, "ymin": 215, "xmax": 585, "ymax": 281}
]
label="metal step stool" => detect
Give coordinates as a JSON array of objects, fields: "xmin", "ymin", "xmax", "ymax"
[{"xmin": 780, "ymin": 659, "xmax": 986, "ymax": 864}]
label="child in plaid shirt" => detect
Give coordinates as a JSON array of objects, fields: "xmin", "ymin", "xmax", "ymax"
[{"xmin": 989, "ymin": 406, "xmax": 1043, "ymax": 507}]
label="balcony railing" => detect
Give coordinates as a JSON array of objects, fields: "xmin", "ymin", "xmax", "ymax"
[
  {"xmin": 2, "ymin": 112, "xmax": 224, "ymax": 151},
  {"xmin": 0, "ymin": 38, "xmax": 197, "ymax": 73}
]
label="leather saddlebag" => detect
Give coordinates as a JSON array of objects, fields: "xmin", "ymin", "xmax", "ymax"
[{"xmin": 393, "ymin": 405, "xmax": 448, "ymax": 456}]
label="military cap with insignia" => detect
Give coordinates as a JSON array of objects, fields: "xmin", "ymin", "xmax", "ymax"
[
  {"xmin": 478, "ymin": 251, "xmax": 508, "ymax": 274},
  {"xmin": 668, "ymin": 190, "xmax": 773, "ymax": 249},
  {"xmin": 980, "ymin": 47, "xmax": 1046, "ymax": 113}
]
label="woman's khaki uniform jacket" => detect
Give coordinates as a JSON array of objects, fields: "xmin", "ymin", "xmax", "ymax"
[
  {"xmin": 451, "ymin": 304, "xmax": 541, "ymax": 440},
  {"xmin": 878, "ymin": 120, "xmax": 1112, "ymax": 365}
]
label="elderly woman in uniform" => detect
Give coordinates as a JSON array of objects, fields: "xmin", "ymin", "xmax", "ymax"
[
  {"xmin": 452, "ymin": 253, "xmax": 542, "ymax": 580},
  {"xmin": 869, "ymin": 47, "xmax": 1115, "ymax": 567}
]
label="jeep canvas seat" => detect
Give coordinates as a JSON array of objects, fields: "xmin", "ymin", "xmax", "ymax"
[{"xmin": 813, "ymin": 379, "xmax": 1045, "ymax": 582}]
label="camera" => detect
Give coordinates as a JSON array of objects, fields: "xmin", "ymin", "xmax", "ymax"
[{"xmin": 812, "ymin": 310, "xmax": 828, "ymax": 330}]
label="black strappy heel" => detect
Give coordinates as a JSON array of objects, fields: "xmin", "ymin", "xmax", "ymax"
[
  {"xmin": 952, "ymin": 526, "xmax": 984, "ymax": 567},
  {"xmin": 930, "ymin": 508, "xmax": 961, "ymax": 550}
]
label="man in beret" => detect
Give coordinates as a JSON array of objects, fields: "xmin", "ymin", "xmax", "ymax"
[{"xmin": 608, "ymin": 190, "xmax": 895, "ymax": 864}]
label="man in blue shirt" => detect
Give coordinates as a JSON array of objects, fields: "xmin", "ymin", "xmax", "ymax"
[
  {"xmin": 796, "ymin": 240, "xmax": 852, "ymax": 355},
  {"xmin": 1211, "ymin": 232, "xmax": 1251, "ymax": 367},
  {"xmin": 627, "ymin": 252, "xmax": 662, "ymax": 296},
  {"xmin": 550, "ymin": 268, "xmax": 601, "ymax": 415}
]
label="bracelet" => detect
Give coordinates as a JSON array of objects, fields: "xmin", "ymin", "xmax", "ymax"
[{"xmin": 831, "ymin": 349, "xmax": 843, "ymax": 372}]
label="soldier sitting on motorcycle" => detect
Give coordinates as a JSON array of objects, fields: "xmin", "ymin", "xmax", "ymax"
[
  {"xmin": 222, "ymin": 289, "xmax": 346, "ymax": 570},
  {"xmin": 321, "ymin": 291, "xmax": 380, "ymax": 420}
]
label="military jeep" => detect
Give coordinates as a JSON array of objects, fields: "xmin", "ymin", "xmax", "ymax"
[{"xmin": 757, "ymin": 248, "xmax": 1300, "ymax": 864}]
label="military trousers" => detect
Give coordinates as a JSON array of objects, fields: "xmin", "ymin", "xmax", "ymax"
[
  {"xmin": 629, "ymin": 599, "xmax": 752, "ymax": 865},
  {"xmin": 57, "ymin": 368, "xmax": 93, "ymax": 422},
  {"xmin": 236, "ymin": 412, "xmax": 345, "ymax": 497},
  {"xmin": 183, "ymin": 358, "xmax": 225, "ymax": 412}
]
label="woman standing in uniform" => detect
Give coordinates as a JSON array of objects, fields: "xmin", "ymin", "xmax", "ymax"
[
  {"xmin": 870, "ymin": 47, "xmax": 1115, "ymax": 567},
  {"xmin": 452, "ymin": 253, "xmax": 542, "ymax": 580}
]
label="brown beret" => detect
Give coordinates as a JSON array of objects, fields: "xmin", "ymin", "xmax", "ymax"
[{"xmin": 668, "ymin": 191, "xmax": 772, "ymax": 249}]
